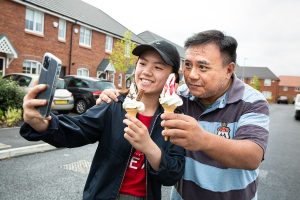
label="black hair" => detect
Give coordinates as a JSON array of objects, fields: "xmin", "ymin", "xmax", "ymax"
[{"xmin": 184, "ymin": 30, "xmax": 237, "ymax": 65}]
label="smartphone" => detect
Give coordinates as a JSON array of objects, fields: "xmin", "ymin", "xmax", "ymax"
[{"xmin": 36, "ymin": 53, "xmax": 62, "ymax": 118}]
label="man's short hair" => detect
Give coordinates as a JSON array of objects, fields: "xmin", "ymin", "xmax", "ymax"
[{"xmin": 184, "ymin": 30, "xmax": 237, "ymax": 65}]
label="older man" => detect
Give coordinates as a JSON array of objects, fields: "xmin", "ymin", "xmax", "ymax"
[{"xmin": 161, "ymin": 30, "xmax": 269, "ymax": 200}]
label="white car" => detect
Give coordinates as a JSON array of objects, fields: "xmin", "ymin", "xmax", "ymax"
[
  {"xmin": 3, "ymin": 73, "xmax": 74, "ymax": 114},
  {"xmin": 295, "ymin": 94, "xmax": 300, "ymax": 120},
  {"xmin": 52, "ymin": 78, "xmax": 74, "ymax": 114}
]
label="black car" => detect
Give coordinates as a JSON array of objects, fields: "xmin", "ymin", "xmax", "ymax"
[
  {"xmin": 63, "ymin": 75, "xmax": 115, "ymax": 114},
  {"xmin": 277, "ymin": 96, "xmax": 288, "ymax": 104}
]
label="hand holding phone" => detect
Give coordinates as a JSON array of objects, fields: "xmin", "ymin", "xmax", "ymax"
[{"xmin": 36, "ymin": 53, "xmax": 62, "ymax": 118}]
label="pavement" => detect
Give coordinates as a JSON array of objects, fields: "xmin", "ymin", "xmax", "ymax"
[{"xmin": 0, "ymin": 126, "xmax": 56, "ymax": 160}]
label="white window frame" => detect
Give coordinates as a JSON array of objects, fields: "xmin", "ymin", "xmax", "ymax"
[
  {"xmin": 283, "ymin": 86, "xmax": 288, "ymax": 91},
  {"xmin": 58, "ymin": 19, "xmax": 66, "ymax": 41},
  {"xmin": 23, "ymin": 60, "xmax": 42, "ymax": 75},
  {"xmin": 262, "ymin": 91, "xmax": 272, "ymax": 100},
  {"xmin": 118, "ymin": 74, "xmax": 122, "ymax": 87},
  {"xmin": 77, "ymin": 68, "xmax": 89, "ymax": 77},
  {"xmin": 79, "ymin": 27, "xmax": 92, "ymax": 47},
  {"xmin": 295, "ymin": 87, "xmax": 300, "ymax": 92},
  {"xmin": 105, "ymin": 35, "xmax": 113, "ymax": 53},
  {"xmin": 264, "ymin": 79, "xmax": 271, "ymax": 86},
  {"xmin": 25, "ymin": 8, "xmax": 44, "ymax": 35},
  {"xmin": 111, "ymin": 73, "xmax": 115, "ymax": 83}
]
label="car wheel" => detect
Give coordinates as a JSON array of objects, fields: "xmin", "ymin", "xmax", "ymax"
[{"xmin": 75, "ymin": 99, "xmax": 87, "ymax": 114}]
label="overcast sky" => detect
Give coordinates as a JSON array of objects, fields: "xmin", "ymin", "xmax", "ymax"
[{"xmin": 83, "ymin": 0, "xmax": 300, "ymax": 77}]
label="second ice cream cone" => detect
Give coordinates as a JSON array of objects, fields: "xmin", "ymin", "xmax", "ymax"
[{"xmin": 162, "ymin": 104, "xmax": 177, "ymax": 141}]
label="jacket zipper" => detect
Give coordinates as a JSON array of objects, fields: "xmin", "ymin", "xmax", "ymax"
[
  {"xmin": 116, "ymin": 147, "xmax": 134, "ymax": 199},
  {"xmin": 145, "ymin": 113, "xmax": 161, "ymax": 200},
  {"xmin": 116, "ymin": 113, "xmax": 161, "ymax": 200}
]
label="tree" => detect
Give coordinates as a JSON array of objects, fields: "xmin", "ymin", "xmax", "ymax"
[
  {"xmin": 109, "ymin": 30, "xmax": 137, "ymax": 89},
  {"xmin": 250, "ymin": 75, "xmax": 261, "ymax": 91}
]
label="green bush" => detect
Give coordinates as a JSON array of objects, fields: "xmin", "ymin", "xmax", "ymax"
[
  {"xmin": 5, "ymin": 107, "xmax": 23, "ymax": 127},
  {"xmin": 0, "ymin": 77, "xmax": 25, "ymax": 112}
]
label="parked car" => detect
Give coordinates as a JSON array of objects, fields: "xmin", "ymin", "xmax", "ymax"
[
  {"xmin": 51, "ymin": 78, "xmax": 74, "ymax": 114},
  {"xmin": 277, "ymin": 96, "xmax": 288, "ymax": 104},
  {"xmin": 3, "ymin": 73, "xmax": 74, "ymax": 114},
  {"xmin": 295, "ymin": 94, "xmax": 300, "ymax": 120},
  {"xmin": 63, "ymin": 75, "xmax": 115, "ymax": 114},
  {"xmin": 3, "ymin": 73, "xmax": 38, "ymax": 93}
]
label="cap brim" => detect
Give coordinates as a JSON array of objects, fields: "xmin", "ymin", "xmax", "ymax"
[{"xmin": 132, "ymin": 44, "xmax": 173, "ymax": 66}]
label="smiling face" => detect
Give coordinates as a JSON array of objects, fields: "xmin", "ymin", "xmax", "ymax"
[
  {"xmin": 134, "ymin": 50, "xmax": 173, "ymax": 98},
  {"xmin": 183, "ymin": 43, "xmax": 234, "ymax": 104}
]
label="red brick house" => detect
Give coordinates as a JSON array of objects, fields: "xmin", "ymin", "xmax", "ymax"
[
  {"xmin": 278, "ymin": 76, "xmax": 300, "ymax": 103},
  {"xmin": 235, "ymin": 66, "xmax": 280, "ymax": 103},
  {"xmin": 0, "ymin": 0, "xmax": 145, "ymax": 89}
]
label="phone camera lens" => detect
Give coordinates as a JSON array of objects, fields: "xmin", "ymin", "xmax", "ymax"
[{"xmin": 43, "ymin": 57, "xmax": 50, "ymax": 69}]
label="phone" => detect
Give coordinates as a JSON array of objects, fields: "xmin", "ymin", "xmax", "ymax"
[{"xmin": 36, "ymin": 53, "xmax": 62, "ymax": 118}]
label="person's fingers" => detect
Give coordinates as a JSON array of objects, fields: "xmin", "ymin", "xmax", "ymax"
[
  {"xmin": 161, "ymin": 117, "xmax": 190, "ymax": 131},
  {"xmin": 125, "ymin": 114, "xmax": 144, "ymax": 128},
  {"xmin": 23, "ymin": 99, "xmax": 47, "ymax": 109},
  {"xmin": 23, "ymin": 108, "xmax": 43, "ymax": 121},
  {"xmin": 98, "ymin": 93, "xmax": 111, "ymax": 104},
  {"xmin": 162, "ymin": 128, "xmax": 186, "ymax": 139},
  {"xmin": 45, "ymin": 115, "xmax": 52, "ymax": 121},
  {"xmin": 24, "ymin": 84, "xmax": 47, "ymax": 100},
  {"xmin": 96, "ymin": 97, "xmax": 103, "ymax": 105},
  {"xmin": 161, "ymin": 112, "xmax": 192, "ymax": 122},
  {"xmin": 124, "ymin": 126, "xmax": 135, "ymax": 138},
  {"xmin": 107, "ymin": 89, "xmax": 119, "ymax": 102}
]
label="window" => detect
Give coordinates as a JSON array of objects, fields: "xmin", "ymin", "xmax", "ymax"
[
  {"xmin": 79, "ymin": 27, "xmax": 92, "ymax": 47},
  {"xmin": 77, "ymin": 68, "xmax": 89, "ymax": 77},
  {"xmin": 118, "ymin": 74, "xmax": 122, "ymax": 87},
  {"xmin": 262, "ymin": 91, "xmax": 272, "ymax": 100},
  {"xmin": 105, "ymin": 35, "xmax": 113, "ymax": 52},
  {"xmin": 25, "ymin": 8, "xmax": 44, "ymax": 34},
  {"xmin": 125, "ymin": 74, "xmax": 132, "ymax": 88},
  {"xmin": 264, "ymin": 79, "xmax": 271, "ymax": 86},
  {"xmin": 283, "ymin": 86, "xmax": 288, "ymax": 91},
  {"xmin": 295, "ymin": 87, "xmax": 300, "ymax": 92},
  {"xmin": 23, "ymin": 60, "xmax": 41, "ymax": 74},
  {"xmin": 58, "ymin": 19, "xmax": 66, "ymax": 41}
]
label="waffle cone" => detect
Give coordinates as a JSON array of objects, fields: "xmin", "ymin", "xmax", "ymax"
[
  {"xmin": 161, "ymin": 104, "xmax": 177, "ymax": 141},
  {"xmin": 125, "ymin": 108, "xmax": 138, "ymax": 117},
  {"xmin": 162, "ymin": 104, "xmax": 177, "ymax": 113}
]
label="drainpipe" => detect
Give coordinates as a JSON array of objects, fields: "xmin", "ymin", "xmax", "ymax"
[{"xmin": 68, "ymin": 21, "xmax": 77, "ymax": 75}]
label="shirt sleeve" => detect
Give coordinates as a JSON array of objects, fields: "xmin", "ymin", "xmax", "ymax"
[{"xmin": 20, "ymin": 102, "xmax": 113, "ymax": 148}]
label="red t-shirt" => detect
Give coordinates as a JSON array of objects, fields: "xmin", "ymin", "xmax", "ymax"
[{"xmin": 119, "ymin": 113, "xmax": 153, "ymax": 197}]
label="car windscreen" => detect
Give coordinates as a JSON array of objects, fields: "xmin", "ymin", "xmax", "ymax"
[
  {"xmin": 56, "ymin": 79, "xmax": 66, "ymax": 89},
  {"xmin": 94, "ymin": 81, "xmax": 114, "ymax": 90}
]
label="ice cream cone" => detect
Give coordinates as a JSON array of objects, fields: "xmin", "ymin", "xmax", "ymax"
[
  {"xmin": 162, "ymin": 104, "xmax": 177, "ymax": 141},
  {"xmin": 125, "ymin": 108, "xmax": 138, "ymax": 117}
]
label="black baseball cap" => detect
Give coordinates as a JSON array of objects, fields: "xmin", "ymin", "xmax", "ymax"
[{"xmin": 132, "ymin": 40, "xmax": 180, "ymax": 73}]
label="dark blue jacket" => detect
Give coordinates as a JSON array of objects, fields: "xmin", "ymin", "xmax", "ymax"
[{"xmin": 20, "ymin": 95, "xmax": 185, "ymax": 200}]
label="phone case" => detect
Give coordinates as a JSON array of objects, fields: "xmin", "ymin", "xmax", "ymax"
[{"xmin": 36, "ymin": 52, "xmax": 62, "ymax": 118}]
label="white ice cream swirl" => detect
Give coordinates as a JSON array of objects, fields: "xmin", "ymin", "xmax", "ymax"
[
  {"xmin": 159, "ymin": 73, "xmax": 183, "ymax": 106},
  {"xmin": 122, "ymin": 83, "xmax": 145, "ymax": 111},
  {"xmin": 159, "ymin": 94, "xmax": 183, "ymax": 106}
]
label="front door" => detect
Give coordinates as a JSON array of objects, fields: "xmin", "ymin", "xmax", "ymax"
[{"xmin": 0, "ymin": 57, "xmax": 5, "ymax": 76}]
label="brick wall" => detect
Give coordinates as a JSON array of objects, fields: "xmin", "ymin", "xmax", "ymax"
[
  {"xmin": 278, "ymin": 87, "xmax": 300, "ymax": 103},
  {"xmin": 0, "ymin": 0, "xmax": 112, "ymax": 80},
  {"xmin": 244, "ymin": 78, "xmax": 279, "ymax": 103}
]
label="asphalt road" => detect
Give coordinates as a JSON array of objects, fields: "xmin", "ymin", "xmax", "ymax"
[
  {"xmin": 258, "ymin": 104, "xmax": 300, "ymax": 200},
  {"xmin": 0, "ymin": 104, "xmax": 299, "ymax": 200}
]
